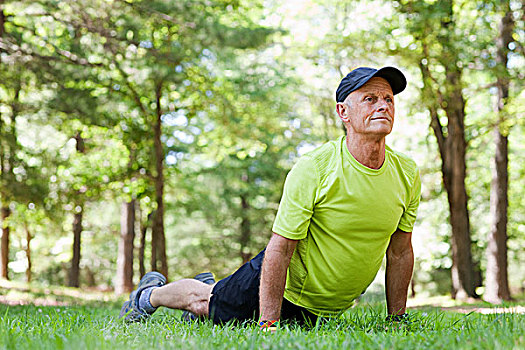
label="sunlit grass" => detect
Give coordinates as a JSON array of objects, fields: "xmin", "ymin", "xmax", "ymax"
[
  {"xmin": 1, "ymin": 281, "xmax": 524, "ymax": 349},
  {"xmin": 0, "ymin": 279, "xmax": 119, "ymax": 307},
  {"xmin": 1, "ymin": 300, "xmax": 523, "ymax": 350}
]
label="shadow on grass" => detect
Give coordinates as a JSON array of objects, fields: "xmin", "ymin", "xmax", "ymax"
[{"xmin": 0, "ymin": 279, "xmax": 123, "ymax": 309}]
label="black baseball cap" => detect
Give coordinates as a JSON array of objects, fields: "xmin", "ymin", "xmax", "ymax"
[{"xmin": 335, "ymin": 66, "xmax": 407, "ymax": 102}]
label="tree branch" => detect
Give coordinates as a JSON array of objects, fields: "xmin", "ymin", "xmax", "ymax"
[
  {"xmin": 419, "ymin": 42, "xmax": 447, "ymax": 162},
  {"xmin": 114, "ymin": 0, "xmax": 182, "ymax": 25},
  {"xmin": 0, "ymin": 33, "xmax": 103, "ymax": 68},
  {"xmin": 113, "ymin": 60, "xmax": 148, "ymax": 115}
]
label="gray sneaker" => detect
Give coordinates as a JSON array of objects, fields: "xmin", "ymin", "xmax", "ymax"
[
  {"xmin": 181, "ymin": 272, "xmax": 215, "ymax": 321},
  {"xmin": 119, "ymin": 271, "xmax": 166, "ymax": 322}
]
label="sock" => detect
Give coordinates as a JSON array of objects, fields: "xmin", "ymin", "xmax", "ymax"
[{"xmin": 138, "ymin": 286, "xmax": 158, "ymax": 314}]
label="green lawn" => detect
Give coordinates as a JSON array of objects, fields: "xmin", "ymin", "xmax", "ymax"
[{"xmin": 1, "ymin": 301, "xmax": 523, "ymax": 350}]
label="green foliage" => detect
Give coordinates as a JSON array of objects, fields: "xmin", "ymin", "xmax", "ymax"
[
  {"xmin": 1, "ymin": 0, "xmax": 293, "ymax": 282},
  {"xmin": 0, "ymin": 0, "xmax": 523, "ymax": 297}
]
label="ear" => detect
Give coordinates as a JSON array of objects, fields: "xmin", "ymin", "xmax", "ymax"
[{"xmin": 336, "ymin": 102, "xmax": 350, "ymax": 123}]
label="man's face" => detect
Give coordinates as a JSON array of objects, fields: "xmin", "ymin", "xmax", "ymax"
[{"xmin": 337, "ymin": 77, "xmax": 395, "ymax": 138}]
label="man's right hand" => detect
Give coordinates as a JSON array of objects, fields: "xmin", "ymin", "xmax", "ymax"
[{"xmin": 258, "ymin": 233, "xmax": 298, "ymax": 322}]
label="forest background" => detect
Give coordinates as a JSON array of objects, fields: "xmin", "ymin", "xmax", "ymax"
[{"xmin": 0, "ymin": 0, "xmax": 523, "ymax": 304}]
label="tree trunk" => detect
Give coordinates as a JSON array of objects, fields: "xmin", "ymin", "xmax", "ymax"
[
  {"xmin": 68, "ymin": 132, "xmax": 85, "ymax": 288},
  {"xmin": 410, "ymin": 0, "xmax": 478, "ymax": 299},
  {"xmin": 0, "ymin": 75, "xmax": 20, "ymax": 281},
  {"xmin": 443, "ymin": 126, "xmax": 474, "ymax": 299},
  {"xmin": 68, "ymin": 211, "xmax": 82, "ymax": 287},
  {"xmin": 115, "ymin": 199, "xmax": 136, "ymax": 295},
  {"xmin": 0, "ymin": 104, "xmax": 6, "ymax": 281},
  {"xmin": 419, "ymin": 28, "xmax": 477, "ymax": 299},
  {"xmin": 486, "ymin": 130, "xmax": 510, "ymax": 302},
  {"xmin": 240, "ymin": 195, "xmax": 251, "ymax": 264},
  {"xmin": 151, "ymin": 82, "xmax": 168, "ymax": 278},
  {"xmin": 85, "ymin": 266, "xmax": 96, "ymax": 287},
  {"xmin": 0, "ymin": 3, "xmax": 6, "ymax": 281},
  {"xmin": 139, "ymin": 210, "xmax": 152, "ymax": 278},
  {"xmin": 151, "ymin": 209, "xmax": 167, "ymax": 277},
  {"xmin": 438, "ymin": 1, "xmax": 477, "ymax": 299},
  {"xmin": 24, "ymin": 223, "xmax": 32, "ymax": 283},
  {"xmin": 442, "ymin": 69, "xmax": 476, "ymax": 300},
  {"xmin": 0, "ymin": 206, "xmax": 10, "ymax": 280},
  {"xmin": 150, "ymin": 211, "xmax": 157, "ymax": 272},
  {"xmin": 485, "ymin": 3, "xmax": 513, "ymax": 303},
  {"xmin": 239, "ymin": 173, "xmax": 252, "ymax": 264},
  {"xmin": 0, "ymin": 3, "xmax": 5, "ymax": 37},
  {"xmin": 410, "ymin": 278, "xmax": 416, "ymax": 298}
]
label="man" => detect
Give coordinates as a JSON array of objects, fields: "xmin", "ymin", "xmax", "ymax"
[{"xmin": 120, "ymin": 66, "xmax": 421, "ymax": 330}]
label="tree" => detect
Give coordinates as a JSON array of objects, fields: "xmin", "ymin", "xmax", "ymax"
[
  {"xmin": 171, "ymin": 50, "xmax": 305, "ymax": 271},
  {"xmin": 380, "ymin": 0, "xmax": 482, "ymax": 299},
  {"xmin": 0, "ymin": 63, "xmax": 20, "ymax": 280},
  {"xmin": 1, "ymin": 0, "xmax": 107, "ymax": 286},
  {"xmin": 1, "ymin": 0, "xmax": 279, "ymax": 286},
  {"xmin": 115, "ymin": 199, "xmax": 135, "ymax": 294},
  {"xmin": 91, "ymin": 0, "xmax": 277, "ymax": 278},
  {"xmin": 68, "ymin": 132, "xmax": 85, "ymax": 287},
  {"xmin": 485, "ymin": 0, "xmax": 516, "ymax": 303},
  {"xmin": 0, "ymin": 20, "xmax": 50, "ymax": 280}
]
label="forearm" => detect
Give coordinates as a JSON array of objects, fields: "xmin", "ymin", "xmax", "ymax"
[
  {"xmin": 385, "ymin": 245, "xmax": 414, "ymax": 315},
  {"xmin": 259, "ymin": 234, "xmax": 296, "ymax": 321},
  {"xmin": 259, "ymin": 250, "xmax": 288, "ymax": 320}
]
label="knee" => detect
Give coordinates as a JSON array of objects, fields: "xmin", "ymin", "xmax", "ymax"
[
  {"xmin": 188, "ymin": 297, "xmax": 209, "ymax": 317},
  {"xmin": 185, "ymin": 280, "xmax": 213, "ymax": 316}
]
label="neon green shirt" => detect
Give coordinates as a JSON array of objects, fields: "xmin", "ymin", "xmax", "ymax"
[{"xmin": 272, "ymin": 136, "xmax": 421, "ymax": 316}]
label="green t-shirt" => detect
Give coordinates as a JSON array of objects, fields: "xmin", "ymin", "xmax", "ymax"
[{"xmin": 272, "ymin": 136, "xmax": 421, "ymax": 316}]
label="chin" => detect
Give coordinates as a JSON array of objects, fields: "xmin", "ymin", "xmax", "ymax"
[{"xmin": 369, "ymin": 127, "xmax": 392, "ymax": 136}]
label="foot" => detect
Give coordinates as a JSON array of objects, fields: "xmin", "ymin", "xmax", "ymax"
[
  {"xmin": 119, "ymin": 271, "xmax": 166, "ymax": 322},
  {"xmin": 181, "ymin": 272, "xmax": 215, "ymax": 321}
]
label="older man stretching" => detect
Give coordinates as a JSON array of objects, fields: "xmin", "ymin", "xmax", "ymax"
[{"xmin": 120, "ymin": 66, "xmax": 421, "ymax": 330}]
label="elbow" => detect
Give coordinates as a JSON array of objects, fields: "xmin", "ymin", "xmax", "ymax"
[{"xmin": 387, "ymin": 245, "xmax": 413, "ymax": 264}]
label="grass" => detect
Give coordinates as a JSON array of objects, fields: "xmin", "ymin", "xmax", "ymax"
[
  {"xmin": 1, "ymin": 300, "xmax": 524, "ymax": 350},
  {"xmin": 1, "ymin": 280, "xmax": 524, "ymax": 349}
]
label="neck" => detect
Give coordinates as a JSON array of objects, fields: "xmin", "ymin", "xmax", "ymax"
[{"xmin": 345, "ymin": 133, "xmax": 386, "ymax": 169}]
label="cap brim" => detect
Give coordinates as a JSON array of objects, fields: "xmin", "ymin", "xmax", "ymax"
[{"xmin": 372, "ymin": 66, "xmax": 407, "ymax": 95}]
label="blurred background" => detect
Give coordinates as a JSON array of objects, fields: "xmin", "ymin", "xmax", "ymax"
[{"xmin": 0, "ymin": 0, "xmax": 523, "ymax": 305}]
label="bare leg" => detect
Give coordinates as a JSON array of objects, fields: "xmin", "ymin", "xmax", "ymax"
[{"xmin": 149, "ymin": 279, "xmax": 215, "ymax": 317}]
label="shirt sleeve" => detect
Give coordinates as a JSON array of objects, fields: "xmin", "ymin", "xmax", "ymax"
[
  {"xmin": 272, "ymin": 156, "xmax": 319, "ymax": 240},
  {"xmin": 397, "ymin": 167, "xmax": 421, "ymax": 233}
]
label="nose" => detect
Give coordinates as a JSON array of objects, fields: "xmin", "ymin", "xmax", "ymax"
[{"xmin": 376, "ymin": 99, "xmax": 389, "ymax": 112}]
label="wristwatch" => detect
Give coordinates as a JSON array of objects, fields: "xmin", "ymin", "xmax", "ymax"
[{"xmin": 259, "ymin": 320, "xmax": 279, "ymax": 331}]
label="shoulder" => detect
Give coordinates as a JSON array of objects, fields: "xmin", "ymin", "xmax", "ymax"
[
  {"xmin": 386, "ymin": 145, "xmax": 419, "ymax": 183},
  {"xmin": 299, "ymin": 137, "xmax": 341, "ymax": 173},
  {"xmin": 302, "ymin": 138, "xmax": 339, "ymax": 159}
]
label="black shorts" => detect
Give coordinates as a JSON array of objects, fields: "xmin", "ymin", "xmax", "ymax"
[{"xmin": 208, "ymin": 249, "xmax": 318, "ymax": 326}]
